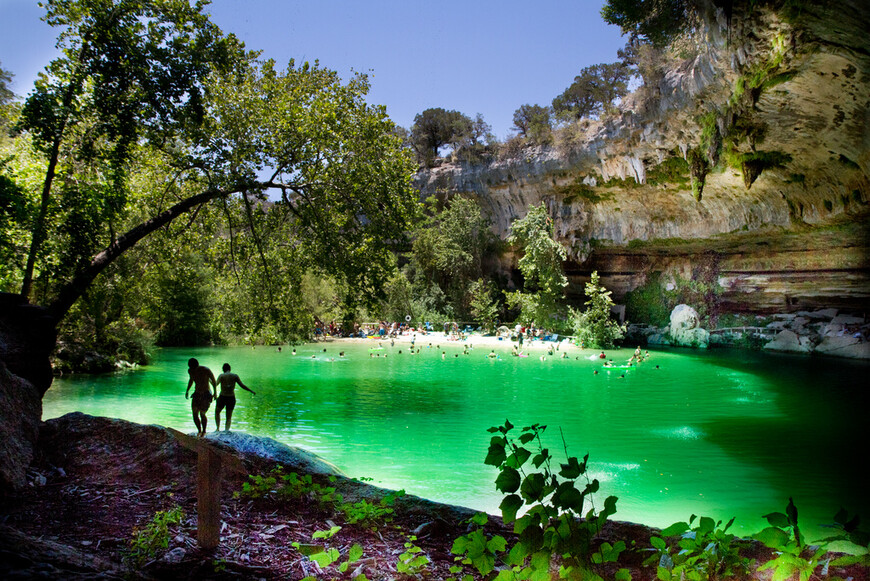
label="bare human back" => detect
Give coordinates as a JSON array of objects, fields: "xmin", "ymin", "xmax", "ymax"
[
  {"xmin": 185, "ymin": 358, "xmax": 216, "ymax": 437},
  {"xmin": 215, "ymin": 363, "xmax": 256, "ymax": 432}
]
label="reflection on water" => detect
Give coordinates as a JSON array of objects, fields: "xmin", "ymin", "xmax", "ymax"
[{"xmin": 43, "ymin": 341, "xmax": 870, "ymax": 539}]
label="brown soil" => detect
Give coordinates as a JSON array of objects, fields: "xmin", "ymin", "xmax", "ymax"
[{"xmin": 1, "ymin": 413, "xmax": 867, "ymax": 580}]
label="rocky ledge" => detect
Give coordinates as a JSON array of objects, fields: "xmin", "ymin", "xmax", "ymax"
[{"xmin": 630, "ymin": 305, "xmax": 870, "ymax": 360}]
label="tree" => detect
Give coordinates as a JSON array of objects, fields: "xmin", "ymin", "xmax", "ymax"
[
  {"xmin": 552, "ymin": 63, "xmax": 631, "ymax": 121},
  {"xmin": 407, "ymin": 197, "xmax": 499, "ymax": 320},
  {"xmin": 409, "ymin": 107, "xmax": 473, "ymax": 166},
  {"xmin": 504, "ymin": 203, "xmax": 567, "ymax": 327},
  {"xmin": 4, "ymin": 2, "xmax": 420, "ymax": 338},
  {"xmin": 15, "ymin": 0, "xmax": 243, "ymax": 301},
  {"xmin": 569, "ymin": 271, "xmax": 625, "ymax": 349},
  {"xmin": 512, "ymin": 104, "xmax": 552, "ymax": 143},
  {"xmin": 469, "ymin": 278, "xmax": 500, "ymax": 333},
  {"xmin": 601, "ymin": 0, "xmax": 692, "ymax": 48}
]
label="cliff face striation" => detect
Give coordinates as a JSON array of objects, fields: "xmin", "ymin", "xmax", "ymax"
[{"xmin": 417, "ymin": 0, "xmax": 870, "ymax": 314}]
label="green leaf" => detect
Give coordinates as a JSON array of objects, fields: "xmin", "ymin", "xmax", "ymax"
[
  {"xmin": 485, "ymin": 443, "xmax": 507, "ymax": 467},
  {"xmin": 532, "ymin": 449, "xmax": 549, "ymax": 468},
  {"xmin": 786, "ymin": 498, "xmax": 798, "ymax": 526},
  {"xmin": 471, "ymin": 512, "xmax": 489, "ymax": 526},
  {"xmin": 520, "ymin": 431, "xmax": 537, "ymax": 444},
  {"xmin": 487, "ymin": 535, "xmax": 508, "ymax": 553},
  {"xmin": 763, "ymin": 512, "xmax": 790, "ymax": 528},
  {"xmin": 660, "ymin": 522, "xmax": 689, "ymax": 537},
  {"xmin": 348, "ymin": 543, "xmax": 363, "ymax": 563},
  {"xmin": 506, "ymin": 541, "xmax": 529, "ymax": 566},
  {"xmin": 472, "ymin": 552, "xmax": 495, "ymax": 575},
  {"xmin": 559, "ymin": 456, "xmax": 582, "ymax": 479},
  {"xmin": 496, "ymin": 467, "xmax": 522, "ymax": 493},
  {"xmin": 697, "ymin": 516, "xmax": 715, "ymax": 536},
  {"xmin": 650, "ymin": 536, "xmax": 667, "ymax": 551},
  {"xmin": 500, "ymin": 494, "xmax": 523, "ymax": 523},
  {"xmin": 754, "ymin": 526, "xmax": 791, "ymax": 548},
  {"xmin": 506, "ymin": 447, "xmax": 532, "ymax": 469},
  {"xmin": 294, "ymin": 543, "xmax": 325, "ymax": 556},
  {"xmin": 552, "ymin": 481, "xmax": 584, "ymax": 512},
  {"xmin": 530, "ymin": 550, "xmax": 551, "ymax": 571},
  {"xmin": 310, "ymin": 547, "xmax": 340, "ymax": 567},
  {"xmin": 615, "ymin": 568, "xmax": 633, "ymax": 581},
  {"xmin": 520, "ymin": 473, "xmax": 546, "ymax": 502},
  {"xmin": 312, "ymin": 525, "xmax": 341, "ymax": 539}
]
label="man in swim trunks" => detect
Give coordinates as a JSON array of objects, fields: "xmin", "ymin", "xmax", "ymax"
[
  {"xmin": 185, "ymin": 358, "xmax": 216, "ymax": 437},
  {"xmin": 214, "ymin": 363, "xmax": 256, "ymax": 431}
]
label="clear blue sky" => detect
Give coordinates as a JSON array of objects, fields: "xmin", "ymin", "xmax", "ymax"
[{"xmin": 0, "ymin": 0, "xmax": 628, "ymax": 139}]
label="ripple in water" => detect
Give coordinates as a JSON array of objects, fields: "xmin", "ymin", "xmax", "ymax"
[{"xmin": 653, "ymin": 426, "xmax": 703, "ymax": 440}]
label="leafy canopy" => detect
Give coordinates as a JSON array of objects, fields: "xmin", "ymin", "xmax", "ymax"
[
  {"xmin": 552, "ymin": 62, "xmax": 632, "ymax": 121},
  {"xmin": 601, "ymin": 0, "xmax": 691, "ymax": 47}
]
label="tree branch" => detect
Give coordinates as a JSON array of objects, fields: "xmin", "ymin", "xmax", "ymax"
[{"xmin": 46, "ymin": 187, "xmax": 236, "ymax": 322}]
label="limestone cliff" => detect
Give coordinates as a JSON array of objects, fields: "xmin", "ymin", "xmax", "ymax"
[{"xmin": 417, "ymin": 0, "xmax": 870, "ymax": 313}]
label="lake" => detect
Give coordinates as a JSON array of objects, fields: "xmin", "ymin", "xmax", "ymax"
[{"xmin": 43, "ymin": 339, "xmax": 869, "ymax": 541}]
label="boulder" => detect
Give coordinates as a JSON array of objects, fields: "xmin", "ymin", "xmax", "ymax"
[
  {"xmin": 667, "ymin": 304, "xmax": 710, "ymax": 348},
  {"xmin": 814, "ymin": 336, "xmax": 870, "ymax": 359},
  {"xmin": 763, "ymin": 330, "xmax": 814, "ymax": 354},
  {"xmin": 830, "ymin": 314, "xmax": 865, "ymax": 325}
]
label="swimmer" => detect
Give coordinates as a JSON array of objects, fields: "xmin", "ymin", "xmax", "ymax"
[
  {"xmin": 454, "ymin": 354, "xmax": 459, "ymax": 358},
  {"xmin": 599, "ymin": 351, "xmax": 606, "ymax": 359},
  {"xmin": 441, "ymin": 351, "xmax": 446, "ymax": 359},
  {"xmin": 339, "ymin": 351, "xmax": 345, "ymax": 357},
  {"xmin": 561, "ymin": 352, "xmax": 568, "ymax": 359},
  {"xmin": 277, "ymin": 346, "xmax": 282, "ymax": 352},
  {"xmin": 593, "ymin": 370, "xmax": 599, "ymax": 375},
  {"xmin": 292, "ymin": 349, "xmax": 296, "ymax": 355},
  {"xmin": 323, "ymin": 348, "xmax": 327, "ymax": 353}
]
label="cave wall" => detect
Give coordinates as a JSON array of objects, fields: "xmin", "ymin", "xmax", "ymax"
[{"xmin": 416, "ymin": 0, "xmax": 870, "ymax": 314}]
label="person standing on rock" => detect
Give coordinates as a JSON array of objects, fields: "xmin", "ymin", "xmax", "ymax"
[
  {"xmin": 185, "ymin": 358, "xmax": 216, "ymax": 437},
  {"xmin": 214, "ymin": 363, "xmax": 256, "ymax": 432}
]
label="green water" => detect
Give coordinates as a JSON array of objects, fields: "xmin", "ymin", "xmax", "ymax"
[{"xmin": 43, "ymin": 340, "xmax": 869, "ymax": 540}]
